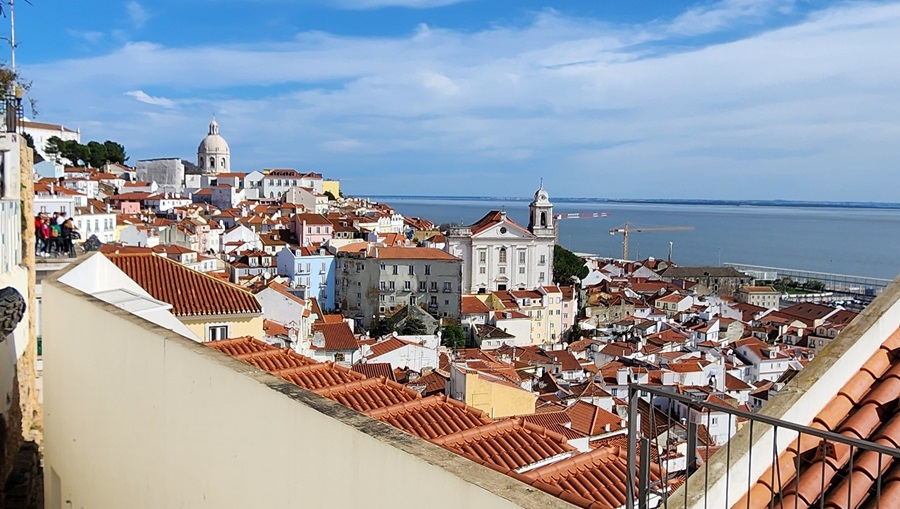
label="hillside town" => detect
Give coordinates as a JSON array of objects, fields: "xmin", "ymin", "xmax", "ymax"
[{"xmin": 3, "ymin": 117, "xmax": 888, "ymax": 509}]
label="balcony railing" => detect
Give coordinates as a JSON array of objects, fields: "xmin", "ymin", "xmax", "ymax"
[{"xmin": 625, "ymin": 384, "xmax": 900, "ymax": 509}]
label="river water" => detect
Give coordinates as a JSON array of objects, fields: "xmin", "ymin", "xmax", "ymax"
[{"xmin": 378, "ymin": 197, "xmax": 900, "ymax": 281}]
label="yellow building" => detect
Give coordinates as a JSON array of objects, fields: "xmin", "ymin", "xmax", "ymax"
[
  {"xmin": 322, "ymin": 179, "xmax": 340, "ymax": 199},
  {"xmin": 448, "ymin": 358, "xmax": 537, "ymax": 418}
]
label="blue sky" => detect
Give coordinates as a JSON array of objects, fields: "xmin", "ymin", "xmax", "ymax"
[{"xmin": 10, "ymin": 0, "xmax": 900, "ymax": 201}]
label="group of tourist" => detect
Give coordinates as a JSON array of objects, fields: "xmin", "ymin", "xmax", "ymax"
[{"xmin": 34, "ymin": 213, "xmax": 80, "ymax": 258}]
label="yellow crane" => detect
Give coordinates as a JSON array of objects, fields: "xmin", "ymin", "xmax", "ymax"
[{"xmin": 608, "ymin": 222, "xmax": 693, "ymax": 260}]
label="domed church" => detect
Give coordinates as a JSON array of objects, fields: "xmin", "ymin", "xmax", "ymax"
[{"xmin": 197, "ymin": 118, "xmax": 230, "ymax": 174}]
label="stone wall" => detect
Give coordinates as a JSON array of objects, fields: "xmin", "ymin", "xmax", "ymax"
[{"xmin": 0, "ymin": 135, "xmax": 41, "ymax": 509}]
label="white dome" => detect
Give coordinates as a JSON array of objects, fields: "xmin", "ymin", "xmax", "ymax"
[
  {"xmin": 198, "ymin": 117, "xmax": 231, "ymax": 173},
  {"xmin": 198, "ymin": 119, "xmax": 230, "ymax": 155}
]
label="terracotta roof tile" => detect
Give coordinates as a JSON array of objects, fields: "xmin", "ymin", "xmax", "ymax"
[
  {"xmin": 274, "ymin": 363, "xmax": 366, "ymax": 390},
  {"xmin": 737, "ymin": 327, "xmax": 900, "ymax": 509},
  {"xmin": 106, "ymin": 253, "xmax": 262, "ymax": 317},
  {"xmin": 311, "ymin": 322, "xmax": 360, "ymax": 351},
  {"xmin": 312, "ymin": 377, "xmax": 421, "ymax": 413},
  {"xmin": 366, "ymin": 395, "xmax": 492, "ymax": 440},
  {"xmin": 431, "ymin": 418, "xmax": 575, "ymax": 473},
  {"xmin": 524, "ymin": 445, "xmax": 661, "ymax": 509},
  {"xmin": 351, "ymin": 362, "xmax": 396, "ymax": 381},
  {"xmin": 206, "ymin": 336, "xmax": 274, "ymax": 356}
]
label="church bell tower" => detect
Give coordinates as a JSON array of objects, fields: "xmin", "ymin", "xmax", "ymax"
[{"xmin": 528, "ymin": 181, "xmax": 554, "ymax": 239}]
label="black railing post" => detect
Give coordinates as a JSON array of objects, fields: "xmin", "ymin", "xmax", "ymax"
[
  {"xmin": 639, "ymin": 437, "xmax": 651, "ymax": 509},
  {"xmin": 627, "ymin": 385, "xmax": 640, "ymax": 509}
]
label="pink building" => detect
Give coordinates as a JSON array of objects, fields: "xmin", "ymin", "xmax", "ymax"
[
  {"xmin": 290, "ymin": 213, "xmax": 334, "ymax": 247},
  {"xmin": 560, "ymin": 285, "xmax": 578, "ymax": 338}
]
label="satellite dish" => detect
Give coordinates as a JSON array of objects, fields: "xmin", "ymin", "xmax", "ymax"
[{"xmin": 262, "ymin": 271, "xmax": 271, "ymax": 279}]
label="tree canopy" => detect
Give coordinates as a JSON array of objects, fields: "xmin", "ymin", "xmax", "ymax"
[
  {"xmin": 398, "ymin": 317, "xmax": 428, "ymax": 335},
  {"xmin": 553, "ymin": 244, "xmax": 589, "ymax": 284},
  {"xmin": 46, "ymin": 136, "xmax": 128, "ymax": 167},
  {"xmin": 440, "ymin": 324, "xmax": 466, "ymax": 349}
]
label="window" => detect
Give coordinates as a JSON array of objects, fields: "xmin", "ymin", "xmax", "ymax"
[
  {"xmin": 404, "ymin": 281, "xmax": 411, "ymax": 291},
  {"xmin": 443, "ymin": 282, "xmax": 451, "ymax": 292},
  {"xmin": 479, "ymin": 267, "xmax": 486, "ymax": 274},
  {"xmin": 380, "ymin": 263, "xmax": 386, "ymax": 271},
  {"xmin": 389, "ymin": 281, "xmax": 395, "ymax": 291},
  {"xmin": 539, "ymin": 254, "xmax": 546, "ymax": 265},
  {"xmin": 316, "ymin": 226, "xmax": 321, "ymax": 234},
  {"xmin": 380, "ymin": 281, "xmax": 386, "ymax": 290},
  {"xmin": 408, "ymin": 265, "xmax": 414, "ymax": 275},
  {"xmin": 419, "ymin": 281, "xmax": 426, "ymax": 292},
  {"xmin": 334, "ymin": 353, "xmax": 345, "ymax": 362},
  {"xmin": 499, "ymin": 248, "xmax": 507, "ymax": 264},
  {"xmin": 539, "ymin": 271, "xmax": 545, "ymax": 281},
  {"xmin": 519, "ymin": 251, "xmax": 526, "ymax": 264},
  {"xmin": 430, "ymin": 282, "xmax": 438, "ymax": 292},
  {"xmin": 380, "ymin": 295, "xmax": 385, "ymax": 302},
  {"xmin": 392, "ymin": 265, "xmax": 398, "ymax": 275},
  {"xmin": 499, "ymin": 267, "xmax": 506, "ymax": 274},
  {"xmin": 425, "ymin": 265, "xmax": 432, "ymax": 275},
  {"xmin": 207, "ymin": 325, "xmax": 229, "ymax": 341},
  {"xmin": 430, "ymin": 296, "xmax": 437, "ymax": 306},
  {"xmin": 479, "ymin": 251, "xmax": 486, "ymax": 263},
  {"xmin": 519, "ymin": 267, "xmax": 525, "ymax": 274}
]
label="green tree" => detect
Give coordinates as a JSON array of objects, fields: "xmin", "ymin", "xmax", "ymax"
[
  {"xmin": 45, "ymin": 136, "xmax": 128, "ymax": 167},
  {"xmin": 86, "ymin": 141, "xmax": 107, "ymax": 168},
  {"xmin": 369, "ymin": 316, "xmax": 396, "ymax": 338},
  {"xmin": 399, "ymin": 318, "xmax": 428, "ymax": 335},
  {"xmin": 323, "ymin": 190, "xmax": 337, "ymax": 201},
  {"xmin": 440, "ymin": 324, "xmax": 466, "ymax": 349},
  {"xmin": 553, "ymin": 244, "xmax": 589, "ymax": 284},
  {"xmin": 103, "ymin": 140, "xmax": 128, "ymax": 164}
]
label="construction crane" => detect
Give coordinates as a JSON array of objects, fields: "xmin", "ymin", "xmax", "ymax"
[
  {"xmin": 609, "ymin": 222, "xmax": 693, "ymax": 260},
  {"xmin": 552, "ymin": 211, "xmax": 611, "ymax": 242}
]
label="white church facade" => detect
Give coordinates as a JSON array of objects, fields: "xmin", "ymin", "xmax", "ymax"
[{"xmin": 446, "ymin": 185, "xmax": 555, "ymax": 294}]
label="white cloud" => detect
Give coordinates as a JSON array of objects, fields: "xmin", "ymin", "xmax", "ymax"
[
  {"xmin": 126, "ymin": 1, "xmax": 149, "ymax": 29},
  {"xmin": 23, "ymin": 2, "xmax": 900, "ymax": 201},
  {"xmin": 125, "ymin": 90, "xmax": 175, "ymax": 108},
  {"xmin": 668, "ymin": 0, "xmax": 795, "ymax": 36}
]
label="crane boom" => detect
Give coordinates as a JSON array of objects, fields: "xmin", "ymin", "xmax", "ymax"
[
  {"xmin": 553, "ymin": 212, "xmax": 610, "ymax": 220},
  {"xmin": 608, "ymin": 222, "xmax": 693, "ymax": 260}
]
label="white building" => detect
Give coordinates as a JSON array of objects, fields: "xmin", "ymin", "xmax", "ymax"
[
  {"xmin": 197, "ymin": 118, "xmax": 230, "ymax": 174},
  {"xmin": 74, "ymin": 206, "xmax": 117, "ymax": 244},
  {"xmin": 22, "ymin": 119, "xmax": 80, "ymax": 161},
  {"xmin": 446, "ymin": 184, "xmax": 555, "ymax": 294},
  {"xmin": 259, "ymin": 169, "xmax": 323, "ymax": 200}
]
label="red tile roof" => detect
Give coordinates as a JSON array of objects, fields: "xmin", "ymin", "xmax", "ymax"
[
  {"xmin": 274, "ymin": 362, "xmax": 366, "ymax": 390},
  {"xmin": 523, "ymin": 445, "xmax": 661, "ymax": 509},
  {"xmin": 461, "ymin": 296, "xmax": 492, "ymax": 314},
  {"xmin": 351, "ymin": 362, "xmax": 396, "ymax": 381},
  {"xmin": 566, "ymin": 400, "xmax": 624, "ymax": 436},
  {"xmin": 431, "ymin": 418, "xmax": 575, "ymax": 473},
  {"xmin": 312, "ymin": 377, "xmax": 421, "ymax": 413},
  {"xmin": 206, "ymin": 336, "xmax": 273, "ymax": 356},
  {"xmin": 106, "ymin": 253, "xmax": 263, "ymax": 317},
  {"xmin": 737, "ymin": 327, "xmax": 900, "ymax": 509},
  {"xmin": 369, "ymin": 246, "xmax": 460, "ymax": 261},
  {"xmin": 366, "ymin": 395, "xmax": 492, "ymax": 440},
  {"xmin": 468, "ymin": 210, "xmax": 532, "ymax": 237},
  {"xmin": 311, "ymin": 322, "xmax": 360, "ymax": 351}
]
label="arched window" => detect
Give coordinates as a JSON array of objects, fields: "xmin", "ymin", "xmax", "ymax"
[
  {"xmin": 209, "ymin": 157, "xmax": 216, "ymax": 168},
  {"xmin": 199, "ymin": 158, "xmax": 204, "ymax": 168},
  {"xmin": 540, "ymin": 211, "xmax": 547, "ymax": 226},
  {"xmin": 499, "ymin": 248, "xmax": 507, "ymax": 264},
  {"xmin": 221, "ymin": 157, "xmax": 226, "ymax": 168}
]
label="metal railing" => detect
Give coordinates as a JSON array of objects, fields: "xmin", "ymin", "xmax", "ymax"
[{"xmin": 625, "ymin": 384, "xmax": 900, "ymax": 509}]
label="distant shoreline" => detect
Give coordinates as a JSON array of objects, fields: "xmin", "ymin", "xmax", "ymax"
[{"xmin": 367, "ymin": 195, "xmax": 900, "ymax": 211}]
